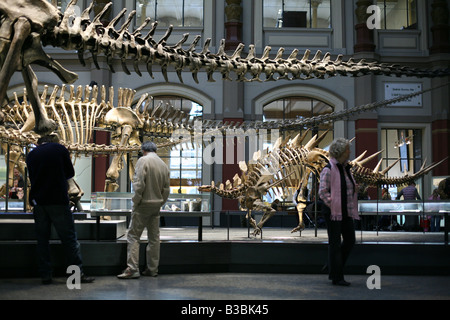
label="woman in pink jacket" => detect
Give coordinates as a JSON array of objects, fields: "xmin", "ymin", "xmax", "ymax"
[{"xmin": 319, "ymin": 138, "xmax": 360, "ymax": 286}]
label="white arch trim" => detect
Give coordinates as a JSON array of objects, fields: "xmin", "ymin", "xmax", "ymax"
[
  {"xmin": 133, "ymin": 83, "xmax": 214, "ymax": 115},
  {"xmin": 253, "ymin": 84, "xmax": 346, "ymax": 116}
]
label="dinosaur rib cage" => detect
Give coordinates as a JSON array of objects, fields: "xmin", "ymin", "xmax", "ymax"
[{"xmin": 1, "ymin": 84, "xmax": 199, "ymax": 156}]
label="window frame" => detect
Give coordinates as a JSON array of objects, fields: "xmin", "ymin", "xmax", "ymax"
[
  {"xmin": 135, "ymin": 0, "xmax": 205, "ymax": 28},
  {"xmin": 139, "ymin": 95, "xmax": 204, "ymax": 196},
  {"xmin": 261, "ymin": 96, "xmax": 334, "ymax": 203},
  {"xmin": 376, "ymin": 0, "xmax": 417, "ymax": 30},
  {"xmin": 262, "ymin": 0, "xmax": 332, "ymax": 29}
]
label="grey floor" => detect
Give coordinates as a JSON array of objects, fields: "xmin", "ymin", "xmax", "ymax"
[
  {"xmin": 1, "ymin": 273, "xmax": 449, "ymax": 301},
  {"xmin": 1, "ymin": 227, "xmax": 448, "ymax": 303}
]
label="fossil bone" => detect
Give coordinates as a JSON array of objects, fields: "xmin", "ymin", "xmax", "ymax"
[{"xmin": 1, "ymin": 0, "xmax": 450, "ymax": 136}]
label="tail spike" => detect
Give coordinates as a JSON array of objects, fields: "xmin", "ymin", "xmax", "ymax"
[
  {"xmin": 380, "ymin": 158, "xmax": 400, "ymax": 175},
  {"xmin": 304, "ymin": 134, "xmax": 318, "ymax": 150},
  {"xmin": 373, "ymin": 158, "xmax": 383, "ymax": 173},
  {"xmin": 358, "ymin": 150, "xmax": 383, "ymax": 166},
  {"xmin": 353, "ymin": 150, "xmax": 367, "ymax": 163},
  {"xmin": 419, "ymin": 158, "xmax": 427, "ymax": 171}
]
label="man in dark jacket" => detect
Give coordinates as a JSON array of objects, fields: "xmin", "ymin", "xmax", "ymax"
[{"xmin": 26, "ymin": 134, "xmax": 94, "ymax": 285}]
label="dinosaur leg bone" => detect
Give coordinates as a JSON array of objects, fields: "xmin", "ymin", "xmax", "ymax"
[
  {"xmin": 0, "ymin": 17, "xmax": 30, "ymax": 107},
  {"xmin": 291, "ymin": 170, "xmax": 312, "ymax": 233},
  {"xmin": 68, "ymin": 178, "xmax": 84, "ymax": 212},
  {"xmin": 105, "ymin": 125, "xmax": 133, "ymax": 192},
  {"xmin": 255, "ymin": 207, "xmax": 277, "ymax": 236},
  {"xmin": 22, "ymin": 65, "xmax": 57, "ymax": 135},
  {"xmin": 245, "ymin": 209, "xmax": 258, "ymax": 234}
]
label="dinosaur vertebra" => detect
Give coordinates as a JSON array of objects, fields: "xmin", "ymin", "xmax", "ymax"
[{"xmin": 1, "ymin": 0, "xmax": 449, "ymax": 136}]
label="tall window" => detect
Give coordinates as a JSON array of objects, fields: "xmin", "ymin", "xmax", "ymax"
[
  {"xmin": 263, "ymin": 0, "xmax": 331, "ymax": 28},
  {"xmin": 262, "ymin": 97, "xmax": 334, "ymax": 203},
  {"xmin": 376, "ymin": 0, "xmax": 417, "ymax": 30},
  {"xmin": 136, "ymin": 0, "xmax": 204, "ymax": 27},
  {"xmin": 145, "ymin": 96, "xmax": 203, "ymax": 195},
  {"xmin": 380, "ymin": 128, "xmax": 422, "ymax": 198}
]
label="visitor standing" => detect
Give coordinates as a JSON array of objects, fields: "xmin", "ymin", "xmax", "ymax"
[
  {"xmin": 26, "ymin": 134, "xmax": 94, "ymax": 285},
  {"xmin": 428, "ymin": 189, "xmax": 441, "ymax": 232},
  {"xmin": 396, "ymin": 181, "xmax": 421, "ymax": 231},
  {"xmin": 319, "ymin": 138, "xmax": 359, "ymax": 286},
  {"xmin": 117, "ymin": 141, "xmax": 170, "ymax": 279}
]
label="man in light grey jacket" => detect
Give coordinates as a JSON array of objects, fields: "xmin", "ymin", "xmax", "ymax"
[{"xmin": 118, "ymin": 141, "xmax": 170, "ymax": 279}]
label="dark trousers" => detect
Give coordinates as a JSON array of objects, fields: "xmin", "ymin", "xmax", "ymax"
[
  {"xmin": 33, "ymin": 205, "xmax": 83, "ymax": 279},
  {"xmin": 323, "ymin": 205, "xmax": 355, "ymax": 282}
]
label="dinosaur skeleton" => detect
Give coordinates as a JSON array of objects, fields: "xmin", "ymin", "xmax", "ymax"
[
  {"xmin": 1, "ymin": 81, "xmax": 444, "ymax": 218},
  {"xmin": 198, "ymin": 130, "xmax": 446, "ymax": 235},
  {"xmin": 0, "ymin": 83, "xmax": 200, "ymax": 199},
  {"xmin": 1, "ymin": 0, "xmax": 449, "ymax": 136},
  {"xmin": 0, "ymin": 1, "xmax": 447, "ymax": 224}
]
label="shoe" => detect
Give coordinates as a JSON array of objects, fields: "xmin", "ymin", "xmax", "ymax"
[
  {"xmin": 141, "ymin": 268, "xmax": 158, "ymax": 277},
  {"xmin": 117, "ymin": 267, "xmax": 140, "ymax": 279},
  {"xmin": 81, "ymin": 274, "xmax": 95, "ymax": 283},
  {"xmin": 41, "ymin": 278, "xmax": 52, "ymax": 285},
  {"xmin": 332, "ymin": 279, "xmax": 351, "ymax": 286}
]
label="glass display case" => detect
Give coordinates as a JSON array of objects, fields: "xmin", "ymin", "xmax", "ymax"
[
  {"xmin": 0, "ymin": 200, "xmax": 25, "ymax": 212},
  {"xmin": 163, "ymin": 193, "xmax": 210, "ymax": 212},
  {"xmin": 358, "ymin": 200, "xmax": 450, "ymax": 215},
  {"xmin": 90, "ymin": 192, "xmax": 133, "ymax": 213},
  {"xmin": 90, "ymin": 192, "xmax": 211, "ymax": 213}
]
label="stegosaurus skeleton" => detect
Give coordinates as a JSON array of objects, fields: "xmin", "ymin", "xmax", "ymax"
[{"xmin": 199, "ymin": 131, "xmax": 446, "ymax": 235}]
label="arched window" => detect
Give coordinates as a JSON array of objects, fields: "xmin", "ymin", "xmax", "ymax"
[
  {"xmin": 262, "ymin": 96, "xmax": 334, "ymax": 203},
  {"xmin": 263, "ymin": 96, "xmax": 334, "ymax": 143},
  {"xmin": 144, "ymin": 95, "xmax": 203, "ymax": 195}
]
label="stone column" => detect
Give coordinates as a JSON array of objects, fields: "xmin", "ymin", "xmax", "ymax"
[
  {"xmin": 354, "ymin": 0, "xmax": 376, "ymax": 53},
  {"xmin": 429, "ymin": 1, "xmax": 450, "ymax": 176},
  {"xmin": 432, "ymin": 120, "xmax": 450, "ymax": 176},
  {"xmin": 222, "ymin": 0, "xmax": 244, "ymax": 210},
  {"xmin": 430, "ymin": 0, "xmax": 450, "ymax": 54},
  {"xmin": 225, "ymin": 0, "xmax": 243, "ymax": 51},
  {"xmin": 311, "ymin": 0, "xmax": 323, "ymax": 28},
  {"xmin": 354, "ymin": 74, "xmax": 378, "ymax": 199},
  {"xmin": 137, "ymin": 0, "xmax": 151, "ymax": 25}
]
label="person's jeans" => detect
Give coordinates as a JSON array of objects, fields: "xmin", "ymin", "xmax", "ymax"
[
  {"xmin": 33, "ymin": 205, "xmax": 83, "ymax": 279},
  {"xmin": 430, "ymin": 215, "xmax": 442, "ymax": 232},
  {"xmin": 323, "ymin": 205, "xmax": 356, "ymax": 282}
]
